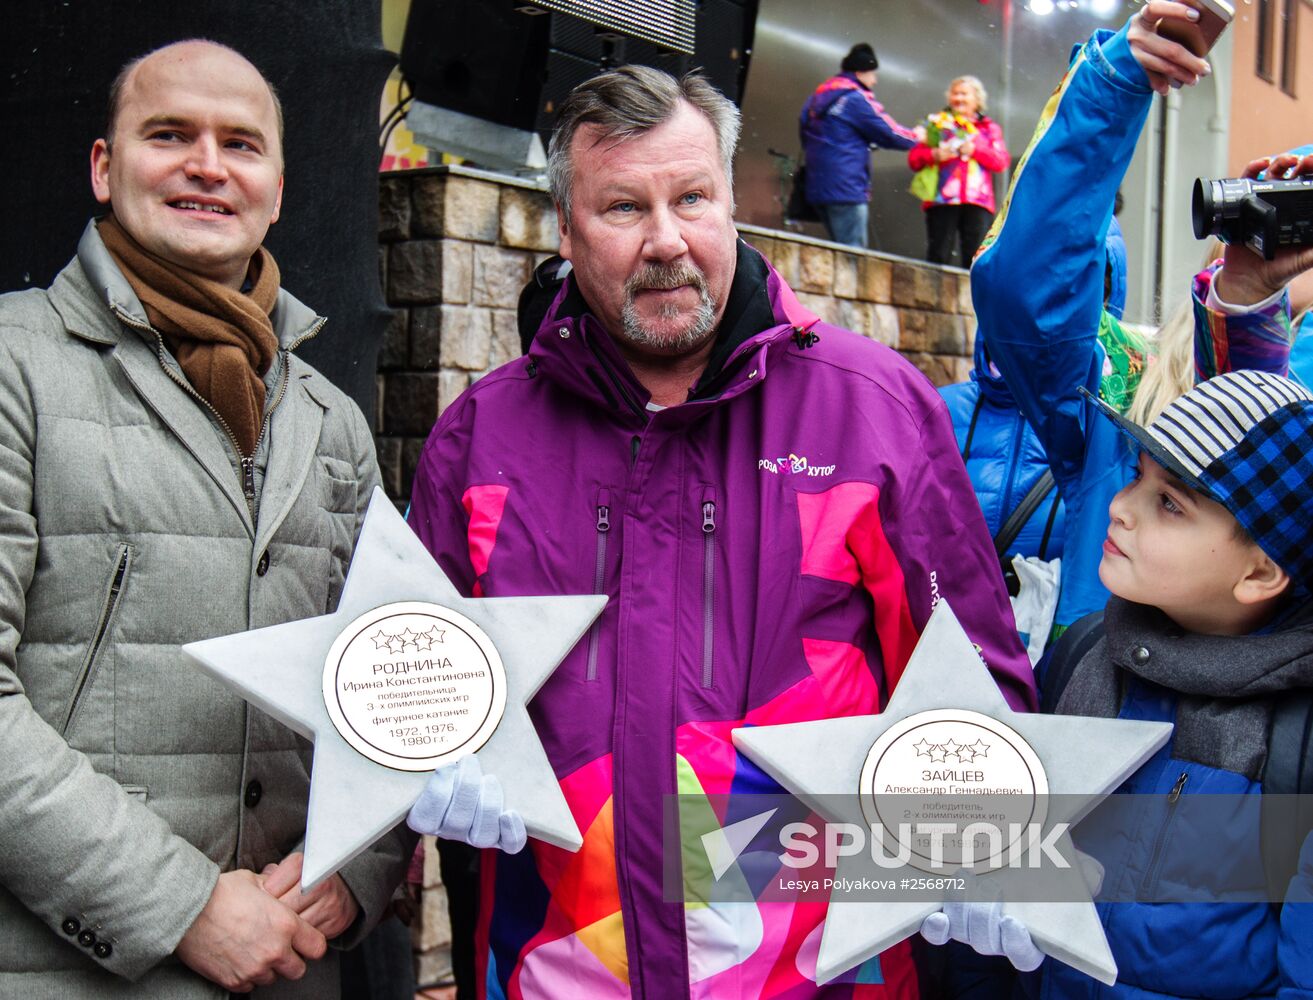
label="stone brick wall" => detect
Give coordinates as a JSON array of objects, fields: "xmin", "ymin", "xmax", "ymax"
[{"xmin": 377, "ymin": 164, "xmax": 975, "ymax": 511}]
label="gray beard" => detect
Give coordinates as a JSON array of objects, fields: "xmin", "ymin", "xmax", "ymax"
[
  {"xmin": 617, "ymin": 262, "xmax": 718, "ymax": 354},
  {"xmin": 620, "ymin": 293, "xmax": 717, "ymax": 354}
]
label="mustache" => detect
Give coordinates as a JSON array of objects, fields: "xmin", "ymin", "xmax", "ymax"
[{"xmin": 624, "ymin": 261, "xmax": 709, "ymax": 295}]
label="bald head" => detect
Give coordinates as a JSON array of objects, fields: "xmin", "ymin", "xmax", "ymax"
[
  {"xmin": 105, "ymin": 40, "xmax": 284, "ymax": 161},
  {"xmin": 90, "ymin": 39, "xmax": 287, "ymax": 288}
]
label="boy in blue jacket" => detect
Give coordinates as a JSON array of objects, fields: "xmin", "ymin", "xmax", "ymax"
[{"xmin": 935, "ymin": 368, "xmax": 1313, "ymax": 998}]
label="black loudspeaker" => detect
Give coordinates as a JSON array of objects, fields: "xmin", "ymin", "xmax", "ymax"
[{"xmin": 400, "ymin": 0, "xmax": 758, "ymax": 149}]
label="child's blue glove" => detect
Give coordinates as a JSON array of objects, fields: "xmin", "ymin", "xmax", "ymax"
[
  {"xmin": 407, "ymin": 755, "xmax": 527, "ymax": 853},
  {"xmin": 919, "ymin": 900, "xmax": 1044, "ymax": 971}
]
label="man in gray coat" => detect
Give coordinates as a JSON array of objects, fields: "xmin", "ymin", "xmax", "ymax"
[{"xmin": 0, "ymin": 40, "xmax": 411, "ymax": 997}]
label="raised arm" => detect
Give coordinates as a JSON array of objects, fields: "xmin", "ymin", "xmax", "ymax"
[{"xmin": 970, "ymin": 5, "xmax": 1207, "ymax": 497}]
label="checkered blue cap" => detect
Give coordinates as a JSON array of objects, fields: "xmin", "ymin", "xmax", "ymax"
[{"xmin": 1083, "ymin": 370, "xmax": 1313, "ymax": 589}]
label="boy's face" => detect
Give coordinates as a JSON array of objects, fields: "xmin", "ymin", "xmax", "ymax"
[{"xmin": 1099, "ymin": 452, "xmax": 1262, "ymax": 632}]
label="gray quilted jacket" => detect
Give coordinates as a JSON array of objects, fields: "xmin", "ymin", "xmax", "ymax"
[{"xmin": 0, "ymin": 222, "xmax": 412, "ymax": 998}]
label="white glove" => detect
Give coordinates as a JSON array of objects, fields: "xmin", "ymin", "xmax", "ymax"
[
  {"xmin": 407, "ymin": 755, "xmax": 527, "ymax": 853},
  {"xmin": 918, "ymin": 851, "xmax": 1103, "ymax": 971},
  {"xmin": 920, "ymin": 899, "xmax": 1044, "ymax": 971}
]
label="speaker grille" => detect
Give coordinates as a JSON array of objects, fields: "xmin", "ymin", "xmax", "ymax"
[{"xmin": 523, "ymin": 0, "xmax": 696, "ymax": 54}]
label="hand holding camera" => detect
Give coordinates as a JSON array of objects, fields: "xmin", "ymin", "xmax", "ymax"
[{"xmin": 1196, "ymin": 153, "xmax": 1313, "ymax": 305}]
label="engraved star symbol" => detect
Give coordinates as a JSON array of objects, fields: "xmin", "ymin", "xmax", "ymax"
[
  {"xmin": 941, "ymin": 738, "xmax": 963, "ymax": 761},
  {"xmin": 912, "ymin": 738, "xmax": 932, "ymax": 758},
  {"xmin": 731, "ymin": 600, "xmax": 1172, "ymax": 987},
  {"xmin": 382, "ymin": 632, "xmax": 404, "ymax": 655},
  {"xmin": 971, "ymin": 739, "xmax": 990, "ymax": 759},
  {"xmin": 183, "ymin": 488, "xmax": 605, "ymax": 888},
  {"xmin": 397, "ymin": 628, "xmax": 419, "ymax": 652},
  {"xmin": 433, "ymin": 629, "xmax": 446, "ymax": 644},
  {"xmin": 927, "ymin": 745, "xmax": 947, "ymax": 763},
  {"xmin": 370, "ymin": 629, "xmax": 390, "ymax": 650},
  {"xmin": 958, "ymin": 744, "xmax": 978, "ymax": 763},
  {"xmin": 412, "ymin": 628, "xmax": 435, "ymax": 652}
]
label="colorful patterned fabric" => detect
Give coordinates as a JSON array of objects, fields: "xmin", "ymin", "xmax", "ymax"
[
  {"xmin": 1193, "ymin": 261, "xmax": 1294, "ymax": 382},
  {"xmin": 408, "ymin": 244, "xmax": 1036, "ymax": 998},
  {"xmin": 1095, "ymin": 311, "xmax": 1148, "ymax": 415}
]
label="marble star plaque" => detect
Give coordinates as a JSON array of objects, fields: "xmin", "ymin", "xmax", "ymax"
[
  {"xmin": 731, "ymin": 600, "xmax": 1172, "ymax": 986},
  {"xmin": 183, "ymin": 487, "xmax": 604, "ymax": 889}
]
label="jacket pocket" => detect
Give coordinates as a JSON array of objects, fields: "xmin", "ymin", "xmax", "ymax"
[
  {"xmin": 699, "ymin": 487, "xmax": 717, "ymax": 689},
  {"xmin": 121, "ymin": 784, "xmax": 148, "ymax": 804},
  {"xmin": 319, "ymin": 456, "xmax": 356, "ymax": 513},
  {"xmin": 1140, "ymin": 770, "xmax": 1189, "ymax": 896},
  {"xmin": 585, "ymin": 488, "xmax": 611, "ymax": 681},
  {"xmin": 62, "ymin": 543, "xmax": 131, "ymax": 736}
]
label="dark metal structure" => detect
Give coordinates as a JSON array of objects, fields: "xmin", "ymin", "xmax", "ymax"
[{"xmin": 1, "ymin": 1, "xmax": 393, "ymax": 416}]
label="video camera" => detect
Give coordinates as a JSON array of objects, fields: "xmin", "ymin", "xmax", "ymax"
[{"xmin": 1192, "ymin": 175, "xmax": 1313, "ymax": 260}]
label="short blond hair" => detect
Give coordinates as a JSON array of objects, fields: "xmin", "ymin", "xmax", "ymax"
[{"xmin": 949, "ymin": 76, "xmax": 988, "ymax": 115}]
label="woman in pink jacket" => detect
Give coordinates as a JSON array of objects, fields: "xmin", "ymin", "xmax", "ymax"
[{"xmin": 908, "ymin": 75, "xmax": 1010, "ymax": 266}]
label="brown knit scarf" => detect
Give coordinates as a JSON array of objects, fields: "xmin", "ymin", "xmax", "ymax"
[{"xmin": 98, "ymin": 214, "xmax": 280, "ymax": 457}]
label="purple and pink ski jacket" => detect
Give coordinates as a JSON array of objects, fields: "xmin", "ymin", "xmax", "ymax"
[{"xmin": 407, "ymin": 246, "xmax": 1036, "ymax": 1000}]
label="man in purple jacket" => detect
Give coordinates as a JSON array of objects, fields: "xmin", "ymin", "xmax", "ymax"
[{"xmin": 406, "ymin": 65, "xmax": 1035, "ymax": 1000}]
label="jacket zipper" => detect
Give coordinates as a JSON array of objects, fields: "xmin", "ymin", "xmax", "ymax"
[
  {"xmin": 585, "ymin": 489, "xmax": 611, "ymax": 681},
  {"xmin": 62, "ymin": 544, "xmax": 130, "ymax": 735},
  {"xmin": 701, "ymin": 490, "xmax": 717, "ymax": 689},
  {"xmin": 1140, "ymin": 770, "xmax": 1188, "ymax": 895},
  {"xmin": 112, "ymin": 306, "xmax": 301, "ymax": 524}
]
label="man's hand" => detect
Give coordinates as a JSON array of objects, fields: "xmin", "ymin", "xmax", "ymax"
[
  {"xmin": 261, "ymin": 852, "xmax": 361, "ymax": 941},
  {"xmin": 175, "ymin": 870, "xmax": 327, "ymax": 993},
  {"xmin": 1213, "ymin": 153, "xmax": 1313, "ymax": 306},
  {"xmin": 1127, "ymin": 1, "xmax": 1213, "ymax": 95}
]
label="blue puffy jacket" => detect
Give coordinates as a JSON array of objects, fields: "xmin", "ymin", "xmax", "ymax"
[
  {"xmin": 938, "ymin": 218, "xmax": 1126, "ymax": 570},
  {"xmin": 799, "ymin": 73, "xmax": 918, "ymax": 206},
  {"xmin": 971, "ymin": 25, "xmax": 1296, "ymax": 635},
  {"xmin": 938, "ymin": 340, "xmax": 1064, "ymax": 565}
]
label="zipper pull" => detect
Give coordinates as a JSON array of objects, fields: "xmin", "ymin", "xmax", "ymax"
[
  {"xmin": 702, "ymin": 500, "xmax": 716, "ymax": 534},
  {"xmin": 596, "ymin": 504, "xmax": 610, "ymax": 533},
  {"xmin": 1167, "ymin": 771, "xmax": 1188, "ymax": 803},
  {"xmin": 241, "ymin": 457, "xmax": 256, "ymax": 503}
]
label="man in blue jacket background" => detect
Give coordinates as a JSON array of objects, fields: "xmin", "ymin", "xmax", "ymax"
[{"xmin": 799, "ymin": 43, "xmax": 921, "ymax": 248}]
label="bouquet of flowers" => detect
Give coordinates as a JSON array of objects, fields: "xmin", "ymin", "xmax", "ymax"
[{"xmin": 909, "ymin": 110, "xmax": 980, "ymax": 202}]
